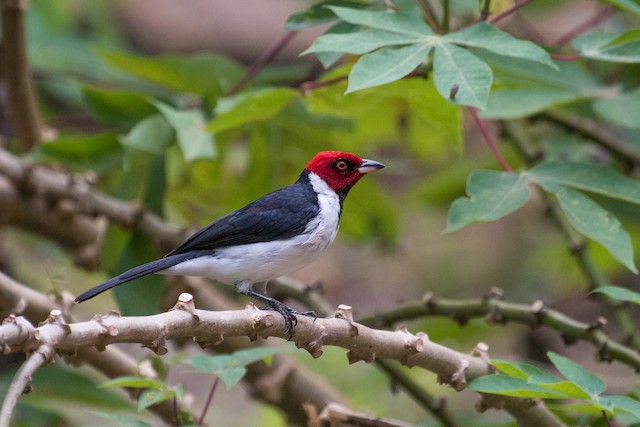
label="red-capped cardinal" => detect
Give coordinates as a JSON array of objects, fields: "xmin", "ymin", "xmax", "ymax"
[{"xmin": 75, "ymin": 151, "xmax": 384, "ymax": 337}]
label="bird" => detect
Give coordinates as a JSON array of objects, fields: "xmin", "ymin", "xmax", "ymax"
[{"xmin": 75, "ymin": 151, "xmax": 384, "ymax": 338}]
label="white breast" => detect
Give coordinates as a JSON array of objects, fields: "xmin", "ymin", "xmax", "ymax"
[{"xmin": 164, "ymin": 172, "xmax": 341, "ymax": 285}]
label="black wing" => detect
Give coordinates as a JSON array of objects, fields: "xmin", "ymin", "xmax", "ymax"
[{"xmin": 166, "ymin": 175, "xmax": 319, "ymax": 257}]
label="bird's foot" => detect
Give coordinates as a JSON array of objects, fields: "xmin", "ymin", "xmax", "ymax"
[{"xmin": 258, "ymin": 303, "xmax": 316, "ymax": 340}]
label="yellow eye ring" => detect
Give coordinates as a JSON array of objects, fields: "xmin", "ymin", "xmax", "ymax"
[{"xmin": 335, "ymin": 160, "xmax": 349, "ymax": 171}]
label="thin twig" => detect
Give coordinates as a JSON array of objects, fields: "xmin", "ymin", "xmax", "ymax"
[
  {"xmin": 489, "ymin": 0, "xmax": 533, "ymax": 24},
  {"xmin": 480, "ymin": 0, "xmax": 492, "ymax": 21},
  {"xmin": 416, "ymin": 0, "xmax": 442, "ymax": 33},
  {"xmin": 550, "ymin": 6, "xmax": 612, "ymax": 48},
  {"xmin": 441, "ymin": 0, "xmax": 450, "ymax": 33},
  {"xmin": 549, "ymin": 53, "xmax": 581, "ymax": 61},
  {"xmin": 198, "ymin": 377, "xmax": 220, "ymax": 425},
  {"xmin": 0, "ymin": 346, "xmax": 51, "ymax": 427},
  {"xmin": 226, "ymin": 31, "xmax": 298, "ymax": 96},
  {"xmin": 468, "ymin": 107, "xmax": 513, "ymax": 172}
]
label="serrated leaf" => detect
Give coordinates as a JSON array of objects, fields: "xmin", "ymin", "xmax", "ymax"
[
  {"xmin": 444, "ymin": 23, "xmax": 557, "ymax": 69},
  {"xmin": 119, "ymin": 114, "xmax": 173, "ymax": 155},
  {"xmin": 548, "ymin": 352, "xmax": 606, "ymax": 397},
  {"xmin": 552, "ymin": 187, "xmax": 637, "ymax": 273},
  {"xmin": 434, "ymin": 44, "xmax": 492, "ymax": 109},
  {"xmin": 592, "ymin": 285, "xmax": 640, "ymax": 304},
  {"xmin": 207, "ymin": 88, "xmax": 299, "ymax": 133},
  {"xmin": 100, "ymin": 377, "xmax": 167, "ymax": 390},
  {"xmin": 303, "ymin": 29, "xmax": 426, "ymax": 55},
  {"xmin": 328, "ymin": 6, "xmax": 433, "ymax": 36},
  {"xmin": 593, "ymin": 88, "xmax": 640, "ymax": 129},
  {"xmin": 152, "ymin": 101, "xmax": 216, "ymax": 162},
  {"xmin": 346, "ymin": 44, "xmax": 431, "ymax": 93},
  {"xmin": 467, "ymin": 375, "xmax": 566, "ymax": 398},
  {"xmin": 447, "ymin": 171, "xmax": 531, "ymax": 232},
  {"xmin": 529, "ymin": 162, "xmax": 640, "ymax": 205},
  {"xmin": 573, "ymin": 31, "xmax": 640, "ymax": 63}
]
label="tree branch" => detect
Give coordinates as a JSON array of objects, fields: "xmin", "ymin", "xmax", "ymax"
[
  {"xmin": 1, "ymin": 292, "xmax": 566, "ymax": 427},
  {"xmin": 0, "ymin": 0, "xmax": 42, "ymax": 151}
]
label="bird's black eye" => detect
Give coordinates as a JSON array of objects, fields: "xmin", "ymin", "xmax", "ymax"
[{"xmin": 333, "ymin": 160, "xmax": 350, "ymax": 172}]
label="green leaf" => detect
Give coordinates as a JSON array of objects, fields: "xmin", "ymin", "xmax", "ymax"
[
  {"xmin": 100, "ymin": 377, "xmax": 167, "ymax": 390},
  {"xmin": 303, "ymin": 29, "xmax": 426, "ymax": 55},
  {"xmin": 186, "ymin": 347, "xmax": 293, "ymax": 389},
  {"xmin": 601, "ymin": 0, "xmax": 640, "ymax": 14},
  {"xmin": 138, "ymin": 387, "xmax": 175, "ymax": 411},
  {"xmin": 285, "ymin": 1, "xmax": 376, "ymax": 30},
  {"xmin": 552, "ymin": 187, "xmax": 637, "ymax": 272},
  {"xmin": 467, "ymin": 375, "xmax": 566, "ymax": 398},
  {"xmin": 207, "ymin": 88, "xmax": 299, "ymax": 133},
  {"xmin": 28, "ymin": 131, "xmax": 122, "ymax": 173},
  {"xmin": 119, "ymin": 114, "xmax": 174, "ymax": 155},
  {"xmin": 492, "ymin": 359, "xmax": 560, "ymax": 383},
  {"xmin": 444, "ymin": 23, "xmax": 557, "ymax": 69},
  {"xmin": 328, "ymin": 6, "xmax": 433, "ymax": 36},
  {"xmin": 82, "ymin": 86, "xmax": 157, "ymax": 127},
  {"xmin": 593, "ymin": 88, "xmax": 640, "ymax": 129},
  {"xmin": 592, "ymin": 285, "xmax": 640, "ymax": 304},
  {"xmin": 548, "ymin": 352, "xmax": 606, "ymax": 397},
  {"xmin": 346, "ymin": 44, "xmax": 432, "ymax": 93},
  {"xmin": 606, "ymin": 395, "xmax": 640, "ymax": 418},
  {"xmin": 152, "ymin": 101, "xmax": 216, "ymax": 162},
  {"xmin": 229, "ymin": 346, "xmax": 294, "ymax": 366},
  {"xmin": 573, "ymin": 31, "xmax": 640, "ymax": 63},
  {"xmin": 482, "ymin": 88, "xmax": 577, "ymax": 119},
  {"xmin": 532, "ymin": 381, "xmax": 591, "ymax": 400},
  {"xmin": 434, "ymin": 44, "xmax": 492, "ymax": 109},
  {"xmin": 529, "ymin": 161, "xmax": 640, "ymax": 205},
  {"xmin": 447, "ymin": 171, "xmax": 531, "ymax": 232},
  {"xmin": 90, "ymin": 411, "xmax": 151, "ymax": 427},
  {"xmin": 100, "ymin": 50, "xmax": 244, "ymax": 102}
]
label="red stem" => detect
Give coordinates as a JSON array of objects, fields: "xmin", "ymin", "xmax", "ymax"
[
  {"xmin": 226, "ymin": 31, "xmax": 298, "ymax": 96},
  {"xmin": 198, "ymin": 377, "xmax": 220, "ymax": 425},
  {"xmin": 549, "ymin": 53, "xmax": 581, "ymax": 61},
  {"xmin": 468, "ymin": 107, "xmax": 513, "ymax": 172},
  {"xmin": 550, "ymin": 6, "xmax": 612, "ymax": 48}
]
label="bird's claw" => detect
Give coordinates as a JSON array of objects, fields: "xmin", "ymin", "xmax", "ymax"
[{"xmin": 258, "ymin": 304, "xmax": 317, "ymax": 340}]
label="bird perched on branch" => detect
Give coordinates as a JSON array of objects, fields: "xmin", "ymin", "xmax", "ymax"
[{"xmin": 75, "ymin": 151, "xmax": 384, "ymax": 338}]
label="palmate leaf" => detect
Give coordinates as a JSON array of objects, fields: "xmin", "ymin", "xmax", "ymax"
[
  {"xmin": 302, "ymin": 29, "xmax": 426, "ymax": 55},
  {"xmin": 547, "ymin": 352, "xmax": 606, "ymax": 397},
  {"xmin": 327, "ymin": 6, "xmax": 433, "ymax": 36}
]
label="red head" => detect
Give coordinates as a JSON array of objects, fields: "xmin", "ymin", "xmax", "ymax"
[{"xmin": 305, "ymin": 151, "xmax": 384, "ymax": 195}]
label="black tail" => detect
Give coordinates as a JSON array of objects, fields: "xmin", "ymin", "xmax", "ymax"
[{"xmin": 74, "ymin": 251, "xmax": 210, "ymax": 303}]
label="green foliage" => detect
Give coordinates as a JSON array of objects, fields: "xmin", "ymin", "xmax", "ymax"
[
  {"xmin": 573, "ymin": 30, "xmax": 640, "ymax": 63},
  {"xmin": 448, "ymin": 162, "xmax": 640, "ymax": 272},
  {"xmin": 304, "ymin": 7, "xmax": 556, "ymax": 108},
  {"xmin": 100, "ymin": 377, "xmax": 184, "ymax": 411},
  {"xmin": 592, "ymin": 285, "xmax": 640, "ymax": 304},
  {"xmin": 186, "ymin": 346, "xmax": 294, "ymax": 389},
  {"xmin": 469, "ymin": 354, "xmax": 640, "ymax": 422}
]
